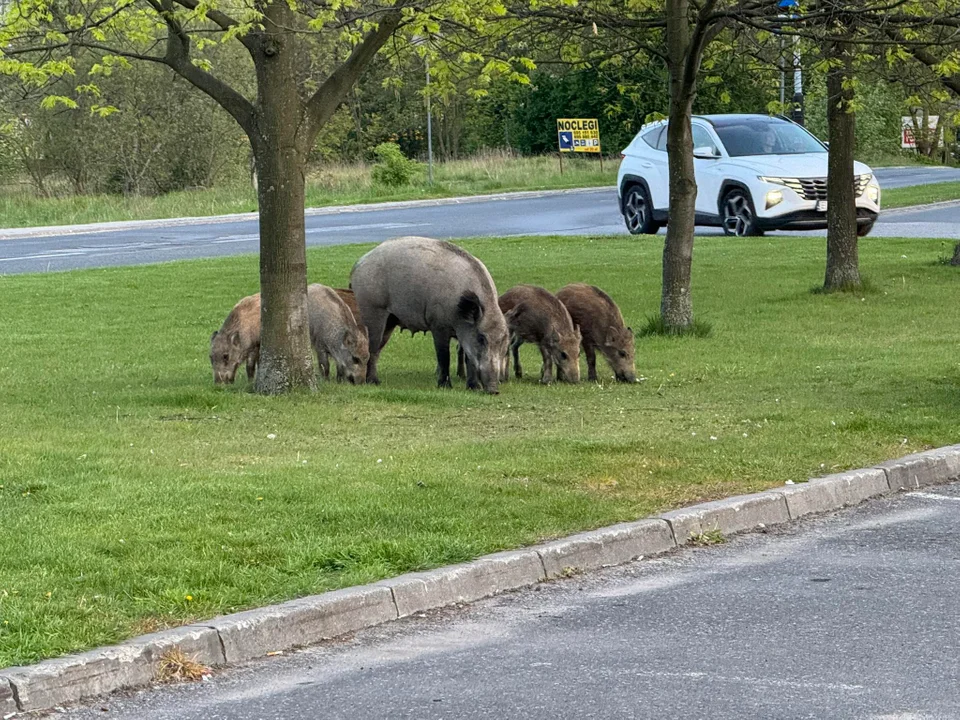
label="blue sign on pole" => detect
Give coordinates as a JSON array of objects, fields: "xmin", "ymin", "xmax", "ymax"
[{"xmin": 558, "ymin": 131, "xmax": 574, "ymax": 150}]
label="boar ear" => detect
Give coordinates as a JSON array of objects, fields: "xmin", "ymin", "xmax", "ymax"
[
  {"xmin": 457, "ymin": 291, "xmax": 484, "ymax": 325},
  {"xmin": 340, "ymin": 328, "xmax": 352, "ymax": 347},
  {"xmin": 230, "ymin": 331, "xmax": 241, "ymax": 347},
  {"xmin": 211, "ymin": 330, "xmax": 219, "ymax": 342},
  {"xmin": 605, "ymin": 327, "xmax": 619, "ymax": 346},
  {"xmin": 504, "ymin": 305, "xmax": 524, "ymax": 325}
]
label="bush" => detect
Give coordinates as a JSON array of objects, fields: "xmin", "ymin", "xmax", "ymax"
[{"xmin": 370, "ymin": 142, "xmax": 420, "ymax": 186}]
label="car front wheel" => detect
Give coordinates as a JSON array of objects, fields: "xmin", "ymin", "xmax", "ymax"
[
  {"xmin": 857, "ymin": 220, "xmax": 875, "ymax": 237},
  {"xmin": 721, "ymin": 188, "xmax": 763, "ymax": 237},
  {"xmin": 622, "ymin": 185, "xmax": 658, "ymax": 235}
]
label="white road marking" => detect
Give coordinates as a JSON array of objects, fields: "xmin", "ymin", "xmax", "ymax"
[
  {"xmin": 631, "ymin": 669, "xmax": 865, "ymax": 692},
  {"xmin": 907, "ymin": 491, "xmax": 960, "ymax": 503},
  {"xmin": 0, "ymin": 222, "xmax": 431, "ymax": 264}
]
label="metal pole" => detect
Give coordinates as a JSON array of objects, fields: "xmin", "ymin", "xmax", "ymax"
[
  {"xmin": 791, "ymin": 26, "xmax": 804, "ymax": 125},
  {"xmin": 426, "ymin": 55, "xmax": 434, "ymax": 186},
  {"xmin": 779, "ymin": 33, "xmax": 785, "ymax": 107}
]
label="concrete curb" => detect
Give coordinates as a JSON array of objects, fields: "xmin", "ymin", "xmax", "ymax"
[
  {"xmin": 0, "ymin": 187, "xmax": 612, "ymax": 241},
  {"xmin": 882, "ymin": 198, "xmax": 960, "ymax": 216},
  {"xmin": 3, "ymin": 443, "xmax": 959, "ymax": 714}
]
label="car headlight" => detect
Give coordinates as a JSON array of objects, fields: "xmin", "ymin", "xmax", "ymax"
[
  {"xmin": 760, "ymin": 176, "xmax": 786, "ymax": 185},
  {"xmin": 765, "ymin": 190, "xmax": 783, "ymax": 209},
  {"xmin": 866, "ymin": 184, "xmax": 879, "ymax": 202}
]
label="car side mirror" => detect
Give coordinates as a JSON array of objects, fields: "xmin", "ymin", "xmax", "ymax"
[{"xmin": 693, "ymin": 146, "xmax": 719, "ymax": 159}]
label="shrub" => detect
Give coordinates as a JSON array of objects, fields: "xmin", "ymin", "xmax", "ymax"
[{"xmin": 370, "ymin": 142, "xmax": 420, "ymax": 187}]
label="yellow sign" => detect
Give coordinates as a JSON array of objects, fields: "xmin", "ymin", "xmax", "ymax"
[{"xmin": 557, "ymin": 118, "xmax": 601, "ymax": 153}]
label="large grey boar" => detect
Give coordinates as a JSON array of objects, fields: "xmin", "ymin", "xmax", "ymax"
[
  {"xmin": 307, "ymin": 284, "xmax": 370, "ymax": 385},
  {"xmin": 556, "ymin": 283, "xmax": 636, "ymax": 383},
  {"xmin": 210, "ymin": 293, "xmax": 260, "ymax": 385},
  {"xmin": 499, "ymin": 285, "xmax": 581, "ymax": 384},
  {"xmin": 350, "ymin": 237, "xmax": 509, "ymax": 393}
]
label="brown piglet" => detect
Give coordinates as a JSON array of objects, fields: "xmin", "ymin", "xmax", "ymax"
[
  {"xmin": 210, "ymin": 293, "xmax": 260, "ymax": 385},
  {"xmin": 499, "ymin": 284, "xmax": 581, "ymax": 384},
  {"xmin": 556, "ymin": 283, "xmax": 636, "ymax": 383},
  {"xmin": 307, "ymin": 284, "xmax": 370, "ymax": 384}
]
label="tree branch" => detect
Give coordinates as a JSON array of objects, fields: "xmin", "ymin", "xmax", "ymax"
[
  {"xmin": 154, "ymin": 0, "xmax": 256, "ymax": 135},
  {"xmin": 303, "ymin": 3, "xmax": 408, "ymax": 142}
]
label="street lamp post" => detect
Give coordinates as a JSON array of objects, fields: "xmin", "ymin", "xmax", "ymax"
[
  {"xmin": 425, "ymin": 55, "xmax": 434, "ymax": 185},
  {"xmin": 778, "ymin": 0, "xmax": 804, "ymax": 126}
]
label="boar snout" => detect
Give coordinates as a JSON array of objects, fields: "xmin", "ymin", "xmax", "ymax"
[{"xmin": 615, "ymin": 371, "xmax": 637, "ymax": 383}]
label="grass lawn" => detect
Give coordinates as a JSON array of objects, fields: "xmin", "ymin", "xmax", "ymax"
[
  {"xmin": 1, "ymin": 233, "xmax": 959, "ymax": 668},
  {"xmin": 883, "ymin": 181, "xmax": 960, "ymax": 209},
  {"xmin": 0, "ymin": 154, "xmax": 616, "ymax": 229}
]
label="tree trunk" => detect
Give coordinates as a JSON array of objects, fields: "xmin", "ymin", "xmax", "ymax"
[
  {"xmin": 824, "ymin": 42, "xmax": 861, "ymax": 292},
  {"xmin": 250, "ymin": 2, "xmax": 316, "ymax": 394},
  {"xmin": 661, "ymin": 0, "xmax": 698, "ymax": 330}
]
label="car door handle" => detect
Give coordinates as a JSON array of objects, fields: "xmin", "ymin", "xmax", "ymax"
[{"xmin": 639, "ymin": 161, "xmax": 653, "ymax": 168}]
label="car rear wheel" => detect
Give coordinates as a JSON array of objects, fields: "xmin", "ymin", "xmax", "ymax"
[
  {"xmin": 622, "ymin": 185, "xmax": 658, "ymax": 235},
  {"xmin": 721, "ymin": 188, "xmax": 763, "ymax": 237}
]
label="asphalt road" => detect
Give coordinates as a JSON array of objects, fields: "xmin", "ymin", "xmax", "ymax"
[
  {"xmin": 62, "ymin": 483, "xmax": 960, "ymax": 720},
  {"xmin": 1, "ymin": 166, "xmax": 959, "ymax": 275}
]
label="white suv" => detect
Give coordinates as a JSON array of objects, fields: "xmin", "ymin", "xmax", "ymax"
[{"xmin": 617, "ymin": 114, "xmax": 881, "ymax": 236}]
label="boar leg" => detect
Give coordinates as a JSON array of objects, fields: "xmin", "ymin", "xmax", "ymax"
[
  {"xmin": 362, "ymin": 309, "xmax": 390, "ymax": 385},
  {"xmin": 584, "ymin": 344, "xmax": 598, "ymax": 382},
  {"xmin": 245, "ymin": 348, "xmax": 259, "ymax": 382},
  {"xmin": 336, "ymin": 363, "xmax": 345, "ymax": 383},
  {"xmin": 316, "ymin": 349, "xmax": 330, "ymax": 381},
  {"xmin": 464, "ymin": 353, "xmax": 481, "ymax": 391},
  {"xmin": 511, "ymin": 337, "xmax": 523, "ymax": 379},
  {"xmin": 539, "ymin": 346, "xmax": 554, "ymax": 384},
  {"xmin": 456, "ymin": 345, "xmax": 466, "ymax": 379},
  {"xmin": 433, "ymin": 332, "xmax": 453, "ymax": 389}
]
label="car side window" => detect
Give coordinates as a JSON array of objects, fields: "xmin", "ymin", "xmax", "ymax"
[
  {"xmin": 655, "ymin": 126, "xmax": 668, "ymax": 152},
  {"xmin": 642, "ymin": 126, "xmax": 664, "ymax": 151},
  {"xmin": 692, "ymin": 125, "xmax": 718, "ymax": 155}
]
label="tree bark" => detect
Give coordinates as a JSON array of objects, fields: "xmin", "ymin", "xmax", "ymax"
[
  {"xmin": 824, "ymin": 42, "xmax": 861, "ymax": 292},
  {"xmin": 661, "ymin": 0, "xmax": 698, "ymax": 330},
  {"xmin": 250, "ymin": 1, "xmax": 316, "ymax": 394}
]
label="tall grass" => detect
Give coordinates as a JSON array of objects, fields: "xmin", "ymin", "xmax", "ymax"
[{"xmin": 0, "ymin": 152, "xmax": 618, "ymax": 229}]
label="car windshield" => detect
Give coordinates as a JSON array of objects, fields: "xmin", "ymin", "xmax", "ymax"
[{"xmin": 713, "ymin": 119, "xmax": 826, "ymax": 157}]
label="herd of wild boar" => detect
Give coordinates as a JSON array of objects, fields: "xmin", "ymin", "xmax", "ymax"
[{"xmin": 210, "ymin": 236, "xmax": 636, "ymax": 394}]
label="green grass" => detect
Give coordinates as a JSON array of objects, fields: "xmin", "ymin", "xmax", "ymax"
[
  {"xmin": 1, "ymin": 233, "xmax": 959, "ymax": 668},
  {"xmin": 0, "ymin": 153, "xmax": 616, "ymax": 229},
  {"xmin": 883, "ymin": 181, "xmax": 960, "ymax": 209}
]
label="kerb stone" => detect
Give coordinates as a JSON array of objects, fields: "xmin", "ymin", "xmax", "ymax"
[
  {"xmin": 380, "ymin": 550, "xmax": 545, "ymax": 618},
  {"xmin": 662, "ymin": 492, "xmax": 790, "ymax": 545},
  {"xmin": 4, "ymin": 624, "xmax": 222, "ymax": 712},
  {"xmin": 210, "ymin": 585, "xmax": 396, "ymax": 664},
  {"xmin": 1, "ymin": 677, "xmax": 17, "ymax": 715},
  {"xmin": 877, "ymin": 445, "xmax": 960, "ymax": 492},
  {"xmin": 773, "ymin": 468, "xmax": 890, "ymax": 519},
  {"xmin": 536, "ymin": 520, "xmax": 675, "ymax": 579}
]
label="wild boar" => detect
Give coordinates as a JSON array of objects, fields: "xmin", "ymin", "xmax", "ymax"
[
  {"xmin": 556, "ymin": 283, "xmax": 636, "ymax": 383},
  {"xmin": 210, "ymin": 293, "xmax": 260, "ymax": 385},
  {"xmin": 334, "ymin": 288, "xmax": 397, "ymax": 356},
  {"xmin": 350, "ymin": 237, "xmax": 509, "ymax": 393},
  {"xmin": 499, "ymin": 285, "xmax": 581, "ymax": 384},
  {"xmin": 307, "ymin": 284, "xmax": 370, "ymax": 385}
]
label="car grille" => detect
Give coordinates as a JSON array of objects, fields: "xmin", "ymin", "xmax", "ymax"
[{"xmin": 777, "ymin": 175, "xmax": 872, "ymax": 200}]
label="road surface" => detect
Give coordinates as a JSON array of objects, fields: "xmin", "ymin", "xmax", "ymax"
[
  {"xmin": 62, "ymin": 482, "xmax": 960, "ymax": 719},
  {"xmin": 1, "ymin": 166, "xmax": 959, "ymax": 275}
]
